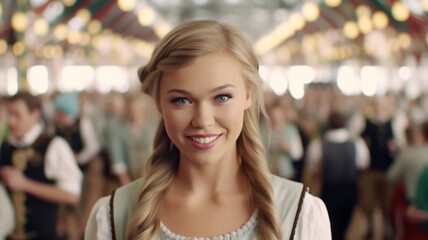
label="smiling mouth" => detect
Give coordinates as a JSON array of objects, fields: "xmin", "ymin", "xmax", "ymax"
[{"xmin": 189, "ymin": 136, "xmax": 219, "ymax": 144}]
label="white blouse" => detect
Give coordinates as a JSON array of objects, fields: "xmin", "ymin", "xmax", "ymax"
[{"xmin": 86, "ymin": 179, "xmax": 331, "ymax": 240}]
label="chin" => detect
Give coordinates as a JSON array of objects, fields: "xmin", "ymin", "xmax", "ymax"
[{"xmin": 192, "ymin": 152, "xmax": 225, "ymax": 165}]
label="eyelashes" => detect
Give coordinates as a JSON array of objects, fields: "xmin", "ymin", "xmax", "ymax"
[
  {"xmin": 171, "ymin": 97, "xmax": 190, "ymax": 105},
  {"xmin": 215, "ymin": 94, "xmax": 232, "ymax": 103},
  {"xmin": 170, "ymin": 93, "xmax": 233, "ymax": 106}
]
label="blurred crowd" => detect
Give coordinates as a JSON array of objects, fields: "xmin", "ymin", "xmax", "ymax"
[
  {"xmin": 0, "ymin": 84, "xmax": 428, "ymax": 240},
  {"xmin": 0, "ymin": 90, "xmax": 158, "ymax": 240},
  {"xmin": 262, "ymin": 84, "xmax": 428, "ymax": 240}
]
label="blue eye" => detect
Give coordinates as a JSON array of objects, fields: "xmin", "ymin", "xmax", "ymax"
[
  {"xmin": 215, "ymin": 94, "xmax": 231, "ymax": 102},
  {"xmin": 172, "ymin": 98, "xmax": 189, "ymax": 105}
]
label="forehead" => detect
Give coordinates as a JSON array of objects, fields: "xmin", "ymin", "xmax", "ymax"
[
  {"xmin": 7, "ymin": 99, "xmax": 29, "ymax": 111},
  {"xmin": 160, "ymin": 51, "xmax": 246, "ymax": 93}
]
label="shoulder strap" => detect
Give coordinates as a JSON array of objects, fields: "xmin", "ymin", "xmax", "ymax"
[
  {"xmin": 289, "ymin": 185, "xmax": 308, "ymax": 240},
  {"xmin": 271, "ymin": 175, "xmax": 307, "ymax": 239},
  {"xmin": 109, "ymin": 179, "xmax": 143, "ymax": 240},
  {"xmin": 110, "ymin": 190, "xmax": 117, "ymax": 240}
]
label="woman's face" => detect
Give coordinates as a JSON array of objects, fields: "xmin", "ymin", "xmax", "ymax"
[{"xmin": 158, "ymin": 51, "xmax": 252, "ymax": 166}]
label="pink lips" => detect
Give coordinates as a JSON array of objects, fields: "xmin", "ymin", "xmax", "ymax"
[{"xmin": 187, "ymin": 134, "xmax": 221, "ymax": 150}]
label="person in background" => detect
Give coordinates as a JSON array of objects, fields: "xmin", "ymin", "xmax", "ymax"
[
  {"xmin": 407, "ymin": 165, "xmax": 428, "ymax": 234},
  {"xmin": 53, "ymin": 91, "xmax": 100, "ymax": 240},
  {"xmin": 77, "ymin": 91, "xmax": 107, "ymax": 235},
  {"xmin": 86, "ymin": 20, "xmax": 331, "ymax": 240},
  {"xmin": 294, "ymin": 110, "xmax": 319, "ymax": 182},
  {"xmin": 0, "ymin": 92, "xmax": 82, "ymax": 240},
  {"xmin": 38, "ymin": 93, "xmax": 57, "ymax": 136},
  {"xmin": 305, "ymin": 111, "xmax": 370, "ymax": 240},
  {"xmin": 53, "ymin": 92, "xmax": 101, "ymax": 171},
  {"xmin": 102, "ymin": 92, "xmax": 127, "ymax": 192},
  {"xmin": 260, "ymin": 100, "xmax": 303, "ymax": 180},
  {"xmin": 358, "ymin": 96, "xmax": 398, "ymax": 240},
  {"xmin": 78, "ymin": 92, "xmax": 106, "ymax": 148},
  {"xmin": 101, "ymin": 92, "xmax": 126, "ymax": 151},
  {"xmin": 388, "ymin": 125, "xmax": 416, "ymax": 240},
  {"xmin": 387, "ymin": 121, "xmax": 428, "ymax": 239},
  {"xmin": 107, "ymin": 94, "xmax": 156, "ymax": 185}
]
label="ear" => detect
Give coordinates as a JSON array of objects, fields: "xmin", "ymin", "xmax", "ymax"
[{"xmin": 244, "ymin": 90, "xmax": 252, "ymax": 110}]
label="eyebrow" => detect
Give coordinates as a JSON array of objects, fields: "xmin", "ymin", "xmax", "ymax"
[{"xmin": 166, "ymin": 84, "xmax": 236, "ymax": 94}]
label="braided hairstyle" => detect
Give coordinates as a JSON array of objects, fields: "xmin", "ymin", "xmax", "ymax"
[{"xmin": 127, "ymin": 20, "xmax": 282, "ymax": 240}]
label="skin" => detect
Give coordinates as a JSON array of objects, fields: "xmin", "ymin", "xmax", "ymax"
[
  {"xmin": 0, "ymin": 99, "xmax": 79, "ymax": 205},
  {"xmin": 158, "ymin": 50, "xmax": 253, "ymax": 237},
  {"xmin": 54, "ymin": 110, "xmax": 75, "ymax": 129},
  {"xmin": 7, "ymin": 99, "xmax": 40, "ymax": 141}
]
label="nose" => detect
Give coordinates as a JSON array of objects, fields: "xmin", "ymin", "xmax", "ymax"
[{"xmin": 191, "ymin": 103, "xmax": 215, "ymax": 128}]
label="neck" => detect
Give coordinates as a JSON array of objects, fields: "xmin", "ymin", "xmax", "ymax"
[{"xmin": 173, "ymin": 154, "xmax": 247, "ymax": 196}]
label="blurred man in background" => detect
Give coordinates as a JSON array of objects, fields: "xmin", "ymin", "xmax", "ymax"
[
  {"xmin": 0, "ymin": 92, "xmax": 82, "ymax": 240},
  {"xmin": 53, "ymin": 92, "xmax": 100, "ymax": 239}
]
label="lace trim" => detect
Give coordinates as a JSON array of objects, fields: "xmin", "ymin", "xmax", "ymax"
[{"xmin": 159, "ymin": 210, "xmax": 258, "ymax": 240}]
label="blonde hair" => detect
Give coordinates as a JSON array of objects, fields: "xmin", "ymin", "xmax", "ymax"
[{"xmin": 127, "ymin": 20, "xmax": 281, "ymax": 240}]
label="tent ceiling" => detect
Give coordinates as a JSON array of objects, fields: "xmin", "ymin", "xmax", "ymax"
[{"xmin": 0, "ymin": 0, "xmax": 427, "ymax": 66}]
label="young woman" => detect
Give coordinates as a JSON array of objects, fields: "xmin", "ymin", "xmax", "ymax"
[{"xmin": 85, "ymin": 20, "xmax": 331, "ymax": 240}]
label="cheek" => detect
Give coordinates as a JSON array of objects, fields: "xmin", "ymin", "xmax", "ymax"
[
  {"xmin": 7, "ymin": 115, "xmax": 15, "ymax": 125},
  {"xmin": 162, "ymin": 110, "xmax": 188, "ymax": 137},
  {"xmin": 10, "ymin": 115, "xmax": 24, "ymax": 127},
  {"xmin": 219, "ymin": 106, "xmax": 246, "ymax": 131}
]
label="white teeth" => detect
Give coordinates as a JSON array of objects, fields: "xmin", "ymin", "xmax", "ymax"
[{"xmin": 190, "ymin": 136, "xmax": 217, "ymax": 144}]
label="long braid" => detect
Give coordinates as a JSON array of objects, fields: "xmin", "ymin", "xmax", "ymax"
[
  {"xmin": 126, "ymin": 121, "xmax": 178, "ymax": 239},
  {"xmin": 240, "ymin": 122, "xmax": 282, "ymax": 239},
  {"xmin": 238, "ymin": 86, "xmax": 282, "ymax": 240}
]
